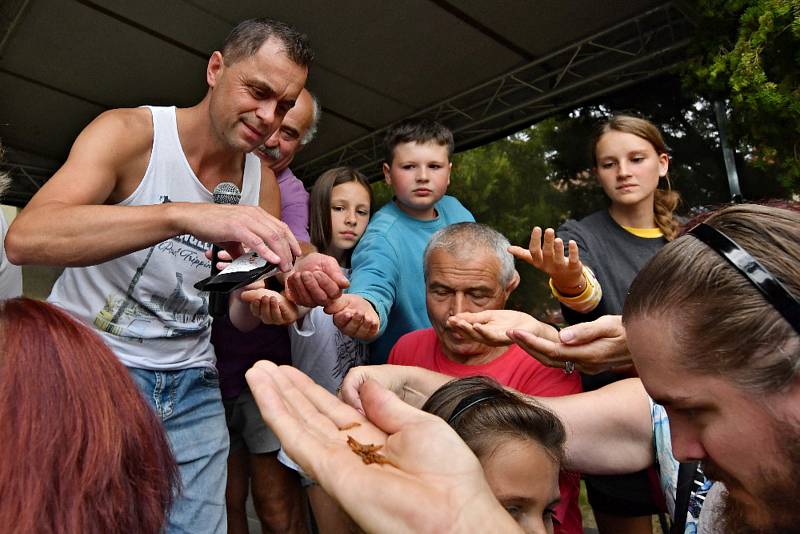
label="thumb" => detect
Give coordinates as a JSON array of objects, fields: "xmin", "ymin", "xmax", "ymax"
[
  {"xmin": 508, "ymin": 245, "xmax": 533, "ymax": 262},
  {"xmin": 559, "ymin": 322, "xmax": 595, "ymax": 344},
  {"xmin": 323, "ymin": 296, "xmax": 348, "ymax": 315},
  {"xmin": 360, "ymin": 379, "xmax": 434, "ymax": 435},
  {"xmin": 560, "ymin": 315, "xmax": 618, "ymax": 344}
]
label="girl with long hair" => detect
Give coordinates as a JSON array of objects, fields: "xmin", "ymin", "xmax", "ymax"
[
  {"xmin": 232, "ymin": 166, "xmax": 373, "ymax": 533},
  {"xmin": 511, "ymin": 114, "xmax": 679, "ymax": 534}
]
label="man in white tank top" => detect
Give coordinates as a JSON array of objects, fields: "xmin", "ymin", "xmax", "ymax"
[{"xmin": 5, "ymin": 18, "xmax": 346, "ymax": 534}]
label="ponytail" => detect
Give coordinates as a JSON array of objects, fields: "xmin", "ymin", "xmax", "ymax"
[{"xmin": 654, "ymin": 184, "xmax": 680, "ymax": 241}]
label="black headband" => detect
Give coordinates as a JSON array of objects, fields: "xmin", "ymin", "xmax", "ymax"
[
  {"xmin": 447, "ymin": 393, "xmax": 496, "ymax": 425},
  {"xmin": 689, "ymin": 223, "xmax": 800, "ymax": 334}
]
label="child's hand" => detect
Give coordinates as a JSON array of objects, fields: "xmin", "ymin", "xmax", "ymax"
[
  {"xmin": 326, "ymin": 294, "xmax": 380, "ymax": 341},
  {"xmin": 240, "ymin": 288, "xmax": 300, "ymax": 326},
  {"xmin": 509, "ymin": 227, "xmax": 584, "ymax": 294},
  {"xmin": 285, "ymin": 252, "xmax": 350, "ymax": 308}
]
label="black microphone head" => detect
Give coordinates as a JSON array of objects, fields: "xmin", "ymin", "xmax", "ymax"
[{"xmin": 213, "ymin": 182, "xmax": 241, "ymax": 205}]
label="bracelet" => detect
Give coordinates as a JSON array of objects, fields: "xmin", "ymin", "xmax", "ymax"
[{"xmin": 554, "ymin": 275, "xmax": 585, "ymax": 297}]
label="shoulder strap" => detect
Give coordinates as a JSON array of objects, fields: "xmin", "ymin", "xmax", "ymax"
[{"xmin": 671, "ymin": 461, "xmax": 699, "ymax": 534}]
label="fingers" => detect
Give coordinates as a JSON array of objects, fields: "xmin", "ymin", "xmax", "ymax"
[
  {"xmin": 445, "ymin": 318, "xmax": 483, "ymax": 343},
  {"xmin": 541, "ymin": 227, "xmax": 556, "ymax": 265},
  {"xmin": 509, "ymin": 328, "xmax": 629, "ymax": 374},
  {"xmin": 239, "ymin": 279, "xmax": 267, "ymax": 292},
  {"xmin": 207, "ymin": 245, "xmax": 237, "ymax": 271},
  {"xmin": 246, "ymin": 361, "xmax": 329, "ymax": 456},
  {"xmin": 312, "ymin": 271, "xmax": 345, "ymax": 301},
  {"xmin": 285, "ymin": 273, "xmax": 313, "ymax": 307},
  {"xmin": 286, "ymin": 271, "xmax": 339, "ymax": 308},
  {"xmin": 225, "ymin": 210, "xmax": 296, "ymax": 272},
  {"xmin": 280, "ymin": 366, "xmax": 375, "ymax": 432},
  {"xmin": 559, "ymin": 314, "xmax": 623, "ymax": 344},
  {"xmin": 359, "ymin": 379, "xmax": 437, "ymax": 435},
  {"xmin": 450, "ymin": 310, "xmax": 493, "ymax": 324},
  {"xmin": 258, "ymin": 218, "xmax": 299, "ymax": 272},
  {"xmin": 246, "ymin": 363, "xmax": 355, "ymax": 484},
  {"xmin": 507, "ymin": 329, "xmax": 566, "ymax": 369},
  {"xmin": 248, "ymin": 236, "xmax": 286, "ymax": 271},
  {"xmin": 239, "ymin": 287, "xmax": 272, "ymax": 305},
  {"xmin": 239, "ymin": 289, "xmax": 296, "ymax": 325},
  {"xmin": 512, "ymin": 227, "xmax": 563, "ymax": 275},
  {"xmin": 508, "ymin": 245, "xmax": 534, "ymax": 264},
  {"xmin": 552, "ymin": 236, "xmax": 567, "ymax": 265},
  {"xmin": 339, "ymin": 367, "xmax": 369, "ymax": 415},
  {"xmin": 294, "ymin": 253, "xmax": 350, "ymax": 289},
  {"xmin": 471, "ymin": 323, "xmax": 513, "ymax": 345},
  {"xmin": 333, "ymin": 309, "xmax": 379, "ymax": 340},
  {"xmin": 318, "ymin": 256, "xmax": 351, "ymax": 289},
  {"xmin": 566, "ymin": 240, "xmax": 581, "ymax": 269},
  {"xmin": 322, "ymin": 296, "xmax": 348, "ymax": 315},
  {"xmin": 528, "ymin": 226, "xmax": 543, "ymax": 259}
]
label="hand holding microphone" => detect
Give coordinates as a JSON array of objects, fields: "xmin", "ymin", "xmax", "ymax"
[
  {"xmin": 210, "ymin": 182, "xmax": 242, "ymax": 276},
  {"xmin": 209, "ymin": 182, "xmax": 241, "ymax": 317}
]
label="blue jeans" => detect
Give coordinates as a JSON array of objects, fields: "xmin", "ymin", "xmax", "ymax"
[{"xmin": 129, "ymin": 367, "xmax": 229, "ymax": 534}]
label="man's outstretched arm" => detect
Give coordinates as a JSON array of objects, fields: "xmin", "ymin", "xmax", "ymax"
[{"xmin": 7, "ymin": 108, "xmax": 299, "ymax": 270}]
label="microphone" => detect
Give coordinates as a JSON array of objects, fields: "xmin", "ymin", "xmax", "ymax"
[
  {"xmin": 210, "ymin": 182, "xmax": 241, "ymax": 317},
  {"xmin": 211, "ymin": 182, "xmax": 242, "ymax": 276}
]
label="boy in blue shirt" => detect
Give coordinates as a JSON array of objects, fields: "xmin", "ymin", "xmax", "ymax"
[{"xmin": 322, "ymin": 119, "xmax": 474, "ymax": 362}]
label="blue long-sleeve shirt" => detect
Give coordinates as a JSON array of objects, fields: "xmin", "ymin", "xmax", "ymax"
[{"xmin": 348, "ymin": 195, "xmax": 474, "ymax": 363}]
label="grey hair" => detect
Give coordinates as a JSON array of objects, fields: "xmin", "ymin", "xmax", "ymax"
[
  {"xmin": 424, "ymin": 223, "xmax": 516, "ymax": 287},
  {"xmin": 301, "ymin": 91, "xmax": 321, "ymax": 146}
]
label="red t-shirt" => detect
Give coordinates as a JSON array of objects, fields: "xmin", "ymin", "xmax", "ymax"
[{"xmin": 389, "ymin": 328, "xmax": 583, "ymax": 534}]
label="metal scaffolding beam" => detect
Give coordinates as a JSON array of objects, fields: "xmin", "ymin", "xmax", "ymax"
[
  {"xmin": 1, "ymin": 2, "xmax": 694, "ymax": 204},
  {"xmin": 295, "ymin": 2, "xmax": 693, "ymax": 184},
  {"xmin": 0, "ymin": 160, "xmax": 51, "ymax": 208}
]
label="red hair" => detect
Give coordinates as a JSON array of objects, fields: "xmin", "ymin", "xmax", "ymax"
[{"xmin": 0, "ymin": 298, "xmax": 177, "ymax": 534}]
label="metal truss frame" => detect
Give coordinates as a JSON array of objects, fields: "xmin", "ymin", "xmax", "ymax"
[
  {"xmin": 295, "ymin": 2, "xmax": 694, "ymax": 183},
  {"xmin": 0, "ymin": 158, "xmax": 51, "ymax": 207},
  {"xmin": 1, "ymin": 2, "xmax": 694, "ymax": 204}
]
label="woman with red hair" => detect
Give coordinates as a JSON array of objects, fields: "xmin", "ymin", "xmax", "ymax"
[{"xmin": 0, "ymin": 298, "xmax": 178, "ymax": 534}]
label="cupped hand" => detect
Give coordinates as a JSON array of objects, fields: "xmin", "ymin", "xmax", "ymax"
[
  {"xmin": 329, "ymin": 295, "xmax": 380, "ymax": 341},
  {"xmin": 285, "ymin": 253, "xmax": 349, "ymax": 307},
  {"xmin": 240, "ymin": 288, "xmax": 300, "ymax": 326},
  {"xmin": 246, "ymin": 362, "xmax": 520, "ymax": 534},
  {"xmin": 507, "ymin": 314, "xmax": 632, "ymax": 375}
]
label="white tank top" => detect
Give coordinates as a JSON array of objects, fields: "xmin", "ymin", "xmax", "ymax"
[{"xmin": 49, "ymin": 106, "xmax": 261, "ymax": 370}]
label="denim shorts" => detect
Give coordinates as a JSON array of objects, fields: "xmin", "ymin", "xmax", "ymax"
[{"xmin": 129, "ymin": 366, "xmax": 229, "ymax": 534}]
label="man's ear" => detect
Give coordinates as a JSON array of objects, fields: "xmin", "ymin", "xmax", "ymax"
[
  {"xmin": 207, "ymin": 51, "xmax": 224, "ymax": 88},
  {"xmin": 506, "ymin": 270, "xmax": 521, "ymax": 294},
  {"xmin": 382, "ymin": 162, "xmax": 392, "ymax": 186}
]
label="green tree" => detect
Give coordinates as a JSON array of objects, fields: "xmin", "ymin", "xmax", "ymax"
[
  {"xmin": 368, "ymin": 74, "xmax": 794, "ymax": 318},
  {"xmin": 685, "ymin": 0, "xmax": 800, "ymax": 187}
]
